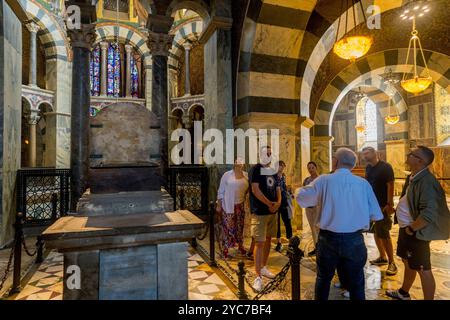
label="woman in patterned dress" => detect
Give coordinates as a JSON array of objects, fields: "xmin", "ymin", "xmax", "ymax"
[{"xmin": 216, "ymin": 158, "xmax": 249, "ymax": 259}]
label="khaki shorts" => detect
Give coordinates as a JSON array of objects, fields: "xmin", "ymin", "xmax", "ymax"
[{"xmin": 251, "ymin": 213, "xmax": 277, "ymax": 242}]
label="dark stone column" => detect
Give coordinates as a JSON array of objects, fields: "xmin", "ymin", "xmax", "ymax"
[
  {"xmin": 66, "ymin": 2, "xmax": 96, "ymax": 210},
  {"xmin": 147, "ymin": 15, "xmax": 174, "ymax": 191}
]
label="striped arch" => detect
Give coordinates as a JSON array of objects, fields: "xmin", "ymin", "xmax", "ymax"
[
  {"xmin": 94, "ymin": 23, "xmax": 152, "ymax": 66},
  {"xmin": 301, "ymin": 0, "xmax": 421, "ymax": 117},
  {"xmin": 236, "ymin": 0, "xmax": 317, "ymax": 116},
  {"xmin": 313, "ymin": 49, "xmax": 450, "ymax": 137},
  {"xmin": 168, "ymin": 19, "xmax": 204, "ymax": 71},
  {"xmin": 19, "ymin": 0, "xmax": 69, "ymax": 60}
]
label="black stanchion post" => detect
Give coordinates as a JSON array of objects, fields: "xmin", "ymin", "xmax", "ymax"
[
  {"xmin": 288, "ymin": 236, "xmax": 303, "ymax": 300},
  {"xmin": 209, "ymin": 201, "xmax": 216, "ymax": 266},
  {"xmin": 179, "ymin": 188, "xmax": 185, "ymax": 210},
  {"xmin": 10, "ymin": 212, "xmax": 24, "ymax": 294},
  {"xmin": 237, "ymin": 260, "xmax": 248, "ymax": 300},
  {"xmin": 51, "ymin": 193, "xmax": 58, "ymax": 220},
  {"xmin": 35, "ymin": 236, "xmax": 44, "ymax": 264}
]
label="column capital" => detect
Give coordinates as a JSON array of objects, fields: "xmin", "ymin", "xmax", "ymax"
[
  {"xmin": 199, "ymin": 16, "xmax": 233, "ymax": 44},
  {"xmin": 100, "ymin": 41, "xmax": 109, "ymax": 50},
  {"xmin": 67, "ymin": 24, "xmax": 97, "ymax": 50},
  {"xmin": 26, "ymin": 21, "xmax": 40, "ymax": 34},
  {"xmin": 183, "ymin": 42, "xmax": 193, "ymax": 51},
  {"xmin": 28, "ymin": 109, "xmax": 41, "ymax": 125},
  {"xmin": 311, "ymin": 135, "xmax": 334, "ymax": 142},
  {"xmin": 125, "ymin": 44, "xmax": 133, "ymax": 53},
  {"xmin": 147, "ymin": 31, "xmax": 174, "ymax": 57},
  {"xmin": 298, "ymin": 116, "xmax": 315, "ymax": 129}
]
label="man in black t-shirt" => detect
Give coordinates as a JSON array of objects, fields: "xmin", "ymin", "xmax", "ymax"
[
  {"xmin": 248, "ymin": 146, "xmax": 281, "ymax": 292},
  {"xmin": 362, "ymin": 147, "xmax": 397, "ymax": 276}
]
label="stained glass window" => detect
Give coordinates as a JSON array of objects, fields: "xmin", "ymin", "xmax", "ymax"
[
  {"xmin": 130, "ymin": 54, "xmax": 139, "ymax": 98},
  {"xmin": 107, "ymin": 43, "xmax": 121, "ymax": 97},
  {"xmin": 90, "ymin": 45, "xmax": 101, "ymax": 96}
]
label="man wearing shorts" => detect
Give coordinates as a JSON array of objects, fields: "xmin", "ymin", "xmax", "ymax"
[
  {"xmin": 363, "ymin": 147, "xmax": 397, "ymax": 275},
  {"xmin": 249, "ymin": 146, "xmax": 281, "ymax": 292},
  {"xmin": 387, "ymin": 146, "xmax": 450, "ymax": 300}
]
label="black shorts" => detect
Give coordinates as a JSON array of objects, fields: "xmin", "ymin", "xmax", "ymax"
[
  {"xmin": 372, "ymin": 214, "xmax": 392, "ymax": 239},
  {"xmin": 397, "ymin": 227, "xmax": 431, "ymax": 271}
]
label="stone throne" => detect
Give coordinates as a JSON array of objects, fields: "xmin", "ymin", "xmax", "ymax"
[{"xmin": 42, "ymin": 103, "xmax": 203, "ymax": 300}]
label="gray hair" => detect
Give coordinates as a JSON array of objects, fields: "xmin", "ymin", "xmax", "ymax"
[{"xmin": 335, "ymin": 147, "xmax": 357, "ymax": 169}]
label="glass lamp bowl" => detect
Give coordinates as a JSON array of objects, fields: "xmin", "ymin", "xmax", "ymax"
[
  {"xmin": 355, "ymin": 125, "xmax": 366, "ymax": 133},
  {"xmin": 401, "ymin": 76, "xmax": 432, "ymax": 94},
  {"xmin": 333, "ymin": 36, "xmax": 373, "ymax": 62},
  {"xmin": 385, "ymin": 115, "xmax": 400, "ymax": 125}
]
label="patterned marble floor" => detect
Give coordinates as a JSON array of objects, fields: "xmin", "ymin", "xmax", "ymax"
[{"xmin": 7, "ymin": 246, "xmax": 236, "ymax": 300}]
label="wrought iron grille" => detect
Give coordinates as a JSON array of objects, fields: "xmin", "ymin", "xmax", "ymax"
[
  {"xmin": 168, "ymin": 165, "xmax": 208, "ymax": 217},
  {"xmin": 16, "ymin": 168, "xmax": 71, "ymax": 225}
]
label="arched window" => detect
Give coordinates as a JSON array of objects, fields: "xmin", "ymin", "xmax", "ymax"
[
  {"xmin": 90, "ymin": 46, "xmax": 101, "ymax": 96},
  {"xmin": 107, "ymin": 43, "xmax": 121, "ymax": 97},
  {"xmin": 90, "ymin": 42, "xmax": 143, "ymax": 98},
  {"xmin": 356, "ymin": 98, "xmax": 378, "ymax": 150},
  {"xmin": 130, "ymin": 54, "xmax": 139, "ymax": 98}
]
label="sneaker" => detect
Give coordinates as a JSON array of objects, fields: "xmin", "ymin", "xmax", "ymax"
[
  {"xmin": 386, "ymin": 289, "xmax": 411, "ymax": 300},
  {"xmin": 246, "ymin": 252, "xmax": 253, "ymax": 260},
  {"xmin": 342, "ymin": 290, "xmax": 350, "ymax": 298},
  {"xmin": 261, "ymin": 266, "xmax": 275, "ymax": 279},
  {"xmin": 370, "ymin": 257, "xmax": 389, "ymax": 266},
  {"xmin": 275, "ymin": 243, "xmax": 282, "ymax": 252},
  {"xmin": 253, "ymin": 276, "xmax": 263, "ymax": 292},
  {"xmin": 308, "ymin": 249, "xmax": 316, "ymax": 256},
  {"xmin": 386, "ymin": 262, "xmax": 398, "ymax": 276}
]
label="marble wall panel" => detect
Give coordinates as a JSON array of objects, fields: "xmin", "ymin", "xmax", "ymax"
[
  {"xmin": 434, "ymin": 83, "xmax": 450, "ymax": 146},
  {"xmin": 0, "ymin": 2, "xmax": 22, "ymax": 246}
]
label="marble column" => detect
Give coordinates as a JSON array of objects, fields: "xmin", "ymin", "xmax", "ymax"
[
  {"xmin": 147, "ymin": 15, "xmax": 174, "ymax": 191},
  {"xmin": 26, "ymin": 22, "xmax": 40, "ymax": 87},
  {"xmin": 28, "ymin": 109, "xmax": 40, "ymax": 167},
  {"xmin": 183, "ymin": 42, "xmax": 192, "ymax": 96},
  {"xmin": 296, "ymin": 117, "xmax": 315, "ymax": 185},
  {"xmin": 1, "ymin": 0, "xmax": 23, "ymax": 245},
  {"xmin": 66, "ymin": 6, "xmax": 97, "ymax": 210},
  {"xmin": 125, "ymin": 44, "xmax": 133, "ymax": 97},
  {"xmin": 385, "ymin": 139, "xmax": 410, "ymax": 194},
  {"xmin": 201, "ymin": 16, "xmax": 233, "ymax": 201},
  {"xmin": 100, "ymin": 42, "xmax": 108, "ymax": 96},
  {"xmin": 311, "ymin": 135, "xmax": 335, "ymax": 174}
]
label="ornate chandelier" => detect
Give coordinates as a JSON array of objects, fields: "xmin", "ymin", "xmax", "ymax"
[
  {"xmin": 382, "ymin": 69, "xmax": 401, "ymax": 125},
  {"xmin": 385, "ymin": 98, "xmax": 400, "ymax": 125},
  {"xmin": 401, "ymin": 17, "xmax": 432, "ymax": 94},
  {"xmin": 333, "ymin": 0, "xmax": 372, "ymax": 62}
]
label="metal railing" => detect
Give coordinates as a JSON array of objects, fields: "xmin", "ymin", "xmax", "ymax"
[
  {"xmin": 16, "ymin": 168, "xmax": 71, "ymax": 225},
  {"xmin": 168, "ymin": 165, "xmax": 209, "ymax": 218},
  {"xmin": 0, "ymin": 168, "xmax": 71, "ymax": 295}
]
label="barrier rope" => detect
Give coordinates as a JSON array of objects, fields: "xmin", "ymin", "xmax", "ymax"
[{"xmin": 0, "ymin": 240, "xmax": 16, "ymax": 293}]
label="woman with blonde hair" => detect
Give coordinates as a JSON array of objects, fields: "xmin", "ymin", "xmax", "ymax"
[{"xmin": 216, "ymin": 157, "xmax": 249, "ymax": 259}]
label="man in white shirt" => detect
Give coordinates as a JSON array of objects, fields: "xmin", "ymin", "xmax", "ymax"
[{"xmin": 296, "ymin": 147, "xmax": 383, "ymax": 300}]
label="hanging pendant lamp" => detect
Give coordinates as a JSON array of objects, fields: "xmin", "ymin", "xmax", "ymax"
[
  {"xmin": 401, "ymin": 17, "xmax": 432, "ymax": 94},
  {"xmin": 333, "ymin": 0, "xmax": 372, "ymax": 62}
]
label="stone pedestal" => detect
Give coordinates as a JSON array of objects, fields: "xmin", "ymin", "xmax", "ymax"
[{"xmin": 42, "ymin": 190, "xmax": 203, "ymax": 300}]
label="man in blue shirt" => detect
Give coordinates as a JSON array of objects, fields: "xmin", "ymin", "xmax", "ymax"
[{"xmin": 296, "ymin": 147, "xmax": 383, "ymax": 300}]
